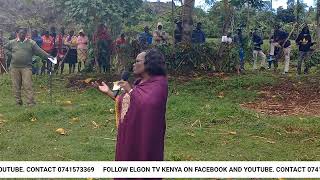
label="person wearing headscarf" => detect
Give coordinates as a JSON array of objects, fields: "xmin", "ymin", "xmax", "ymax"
[
  {"xmin": 77, "ymin": 29, "xmax": 89, "ymax": 72},
  {"xmin": 153, "ymin": 22, "xmax": 168, "ymax": 45}
]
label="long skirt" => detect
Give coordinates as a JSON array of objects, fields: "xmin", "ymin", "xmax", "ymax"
[
  {"xmin": 65, "ymin": 49, "xmax": 77, "ymax": 64},
  {"xmin": 77, "ymin": 48, "xmax": 88, "ymax": 63}
]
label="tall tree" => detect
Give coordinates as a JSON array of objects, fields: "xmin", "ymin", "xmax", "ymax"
[
  {"xmin": 222, "ymin": 0, "xmax": 232, "ymax": 35},
  {"xmin": 317, "ymin": 0, "xmax": 320, "ymax": 43},
  {"xmin": 182, "ymin": 0, "xmax": 195, "ymax": 43}
]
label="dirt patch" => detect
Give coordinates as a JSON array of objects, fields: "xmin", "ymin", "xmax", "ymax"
[{"xmin": 242, "ymin": 76, "xmax": 320, "ymax": 116}]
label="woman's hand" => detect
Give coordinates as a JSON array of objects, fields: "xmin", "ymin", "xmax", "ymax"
[
  {"xmin": 92, "ymin": 81, "xmax": 115, "ymax": 100},
  {"xmin": 98, "ymin": 82, "xmax": 111, "ymax": 93},
  {"xmin": 118, "ymin": 81, "xmax": 132, "ymax": 93}
]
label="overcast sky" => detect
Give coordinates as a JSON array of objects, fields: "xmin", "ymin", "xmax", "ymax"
[{"xmin": 147, "ymin": 0, "xmax": 315, "ymax": 9}]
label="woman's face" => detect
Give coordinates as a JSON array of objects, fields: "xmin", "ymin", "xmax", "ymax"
[{"xmin": 133, "ymin": 52, "xmax": 146, "ymax": 75}]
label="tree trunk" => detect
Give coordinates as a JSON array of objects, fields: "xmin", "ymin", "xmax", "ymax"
[
  {"xmin": 182, "ymin": 0, "xmax": 195, "ymax": 43},
  {"xmin": 317, "ymin": 0, "xmax": 320, "ymax": 44},
  {"xmin": 296, "ymin": 0, "xmax": 300, "ymax": 26},
  {"xmin": 246, "ymin": 2, "xmax": 250, "ymax": 32},
  {"xmin": 222, "ymin": 0, "xmax": 231, "ymax": 35},
  {"xmin": 216, "ymin": 0, "xmax": 232, "ymax": 72}
]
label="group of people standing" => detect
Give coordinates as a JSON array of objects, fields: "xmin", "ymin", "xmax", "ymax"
[
  {"xmin": 1, "ymin": 27, "xmax": 90, "ymax": 75},
  {"xmin": 223, "ymin": 24, "xmax": 315, "ymax": 75},
  {"xmin": 138, "ymin": 21, "xmax": 206, "ymax": 47},
  {"xmin": 29, "ymin": 27, "xmax": 89, "ymax": 74}
]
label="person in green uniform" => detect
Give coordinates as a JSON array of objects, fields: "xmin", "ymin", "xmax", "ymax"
[{"xmin": 4, "ymin": 28, "xmax": 52, "ymax": 106}]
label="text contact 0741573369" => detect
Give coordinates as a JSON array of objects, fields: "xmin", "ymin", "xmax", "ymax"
[{"xmin": 57, "ymin": 167, "xmax": 95, "ymax": 173}]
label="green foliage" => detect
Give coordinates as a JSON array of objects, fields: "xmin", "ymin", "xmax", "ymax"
[
  {"xmin": 0, "ymin": 0, "xmax": 61, "ymax": 32},
  {"xmin": 230, "ymin": 0, "xmax": 266, "ymax": 10},
  {"xmin": 157, "ymin": 43, "xmax": 217, "ymax": 72},
  {"xmin": 56, "ymin": 0, "xmax": 143, "ymax": 37},
  {"xmin": 306, "ymin": 51, "xmax": 320, "ymax": 68},
  {"xmin": 2, "ymin": 72, "xmax": 320, "ymax": 161}
]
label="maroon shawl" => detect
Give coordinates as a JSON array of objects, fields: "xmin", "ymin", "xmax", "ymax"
[{"xmin": 115, "ymin": 75, "xmax": 168, "ymax": 162}]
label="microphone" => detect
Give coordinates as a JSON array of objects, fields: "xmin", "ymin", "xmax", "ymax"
[{"xmin": 114, "ymin": 71, "xmax": 130, "ymax": 97}]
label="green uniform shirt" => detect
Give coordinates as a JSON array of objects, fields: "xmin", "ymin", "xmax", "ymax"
[{"xmin": 4, "ymin": 39, "xmax": 50, "ymax": 68}]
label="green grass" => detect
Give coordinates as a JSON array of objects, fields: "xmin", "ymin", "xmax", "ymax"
[{"xmin": 0, "ymin": 71, "xmax": 320, "ymax": 161}]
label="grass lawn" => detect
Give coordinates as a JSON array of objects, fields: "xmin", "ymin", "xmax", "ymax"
[{"xmin": 0, "ymin": 70, "xmax": 320, "ymax": 161}]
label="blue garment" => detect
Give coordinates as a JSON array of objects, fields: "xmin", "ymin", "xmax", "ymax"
[
  {"xmin": 32, "ymin": 36, "xmax": 43, "ymax": 47},
  {"xmin": 139, "ymin": 32, "xmax": 153, "ymax": 45},
  {"xmin": 239, "ymin": 47, "xmax": 245, "ymax": 69},
  {"xmin": 192, "ymin": 29, "xmax": 206, "ymax": 44}
]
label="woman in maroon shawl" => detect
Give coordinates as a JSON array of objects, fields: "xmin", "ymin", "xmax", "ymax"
[{"xmin": 97, "ymin": 49, "xmax": 168, "ymax": 161}]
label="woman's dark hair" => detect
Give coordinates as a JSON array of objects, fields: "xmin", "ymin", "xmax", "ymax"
[{"xmin": 144, "ymin": 48, "xmax": 167, "ymax": 76}]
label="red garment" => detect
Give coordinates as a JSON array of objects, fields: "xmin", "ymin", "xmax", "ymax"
[
  {"xmin": 93, "ymin": 29, "xmax": 111, "ymax": 43},
  {"xmin": 115, "ymin": 38, "xmax": 126, "ymax": 45},
  {"xmin": 41, "ymin": 35, "xmax": 54, "ymax": 53},
  {"xmin": 114, "ymin": 38, "xmax": 127, "ymax": 53},
  {"xmin": 56, "ymin": 34, "xmax": 66, "ymax": 58}
]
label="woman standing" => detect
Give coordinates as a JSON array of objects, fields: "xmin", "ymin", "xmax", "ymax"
[
  {"xmin": 41, "ymin": 30, "xmax": 54, "ymax": 74},
  {"xmin": 55, "ymin": 27, "xmax": 67, "ymax": 74},
  {"xmin": 77, "ymin": 29, "xmax": 89, "ymax": 72},
  {"xmin": 64, "ymin": 30, "xmax": 78, "ymax": 74},
  {"xmin": 93, "ymin": 24, "xmax": 112, "ymax": 73},
  {"xmin": 96, "ymin": 49, "xmax": 168, "ymax": 163},
  {"xmin": 114, "ymin": 33, "xmax": 128, "ymax": 74}
]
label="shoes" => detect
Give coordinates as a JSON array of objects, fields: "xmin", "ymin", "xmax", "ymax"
[{"xmin": 16, "ymin": 101, "xmax": 23, "ymax": 106}]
